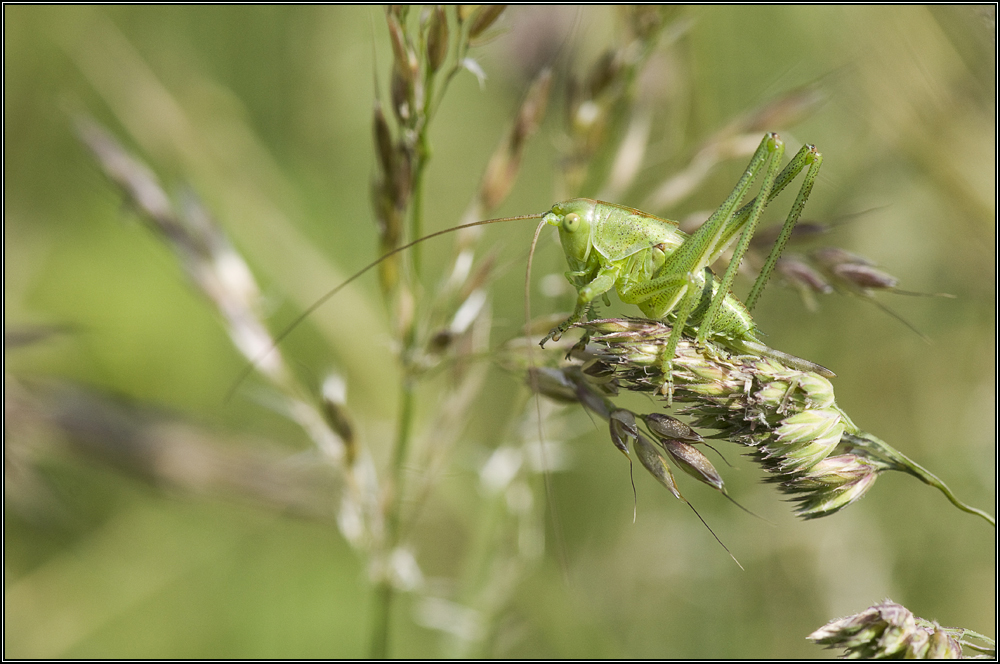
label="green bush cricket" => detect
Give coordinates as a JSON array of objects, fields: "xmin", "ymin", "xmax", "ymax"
[{"xmin": 535, "ymin": 132, "xmax": 831, "ymax": 402}]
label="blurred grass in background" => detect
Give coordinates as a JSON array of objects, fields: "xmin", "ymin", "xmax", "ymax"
[{"xmin": 4, "ymin": 6, "xmax": 994, "ymax": 658}]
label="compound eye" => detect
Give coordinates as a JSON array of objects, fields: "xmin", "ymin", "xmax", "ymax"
[{"xmin": 564, "ymin": 212, "xmax": 581, "ymax": 232}]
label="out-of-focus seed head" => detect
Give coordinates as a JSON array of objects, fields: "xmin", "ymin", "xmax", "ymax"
[
  {"xmin": 478, "ymin": 150, "xmax": 515, "ymax": 213},
  {"xmin": 585, "ymin": 51, "xmax": 621, "ymax": 99},
  {"xmin": 76, "ymin": 117, "xmax": 175, "ymax": 229},
  {"xmin": 810, "ymin": 245, "xmax": 903, "ymax": 293},
  {"xmin": 466, "ymin": 5, "xmax": 506, "ymax": 40},
  {"xmin": 426, "ymin": 6, "xmax": 449, "ymax": 73},
  {"xmin": 478, "ymin": 68, "xmax": 551, "ymax": 211},
  {"xmin": 372, "ymin": 102, "xmax": 395, "ymax": 180},
  {"xmin": 390, "ymin": 63, "xmax": 413, "ymax": 123},
  {"xmin": 777, "ymin": 256, "xmax": 833, "ymax": 295},
  {"xmin": 573, "ymin": 377, "xmax": 614, "ymax": 420},
  {"xmin": 832, "ymin": 262, "xmax": 900, "ymax": 291},
  {"xmin": 564, "ymin": 75, "xmax": 582, "ymax": 131},
  {"xmin": 322, "ymin": 375, "xmax": 357, "ymax": 465},
  {"xmin": 427, "ymin": 329, "xmax": 453, "ymax": 355},
  {"xmin": 370, "ymin": 179, "xmax": 393, "ymax": 238},
  {"xmin": 603, "ymin": 106, "xmax": 653, "ymax": 200},
  {"xmin": 393, "ymin": 285, "xmax": 416, "ymax": 341},
  {"xmin": 514, "ymin": 68, "xmax": 552, "ymax": 147},
  {"xmin": 386, "ymin": 11, "xmax": 411, "ymax": 75},
  {"xmin": 382, "ymin": 11, "xmax": 419, "ymax": 126},
  {"xmin": 526, "ymin": 367, "xmax": 580, "ymax": 404},
  {"xmin": 788, "ymin": 220, "xmax": 831, "ymax": 242},
  {"xmin": 623, "ymin": 5, "xmax": 673, "ymax": 42},
  {"xmin": 581, "ymin": 358, "xmax": 617, "ymax": 381},
  {"xmin": 371, "ymin": 178, "xmax": 402, "ymax": 293},
  {"xmin": 391, "ymin": 148, "xmax": 412, "ymax": 209},
  {"xmin": 570, "ymin": 99, "xmax": 607, "ymax": 154},
  {"xmin": 811, "ymin": 246, "xmax": 876, "ymax": 268},
  {"xmin": 748, "ymin": 219, "xmax": 830, "ymax": 260}
]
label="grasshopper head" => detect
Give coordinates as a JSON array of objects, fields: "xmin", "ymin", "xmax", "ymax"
[{"xmin": 543, "ymin": 199, "xmax": 599, "ymax": 267}]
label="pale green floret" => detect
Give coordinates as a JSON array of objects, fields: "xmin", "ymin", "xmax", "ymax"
[
  {"xmin": 755, "ymin": 372, "xmax": 836, "ymax": 412},
  {"xmin": 775, "ymin": 425, "xmax": 843, "ymax": 473},
  {"xmin": 681, "ymin": 358, "xmax": 731, "ymax": 386},
  {"xmin": 793, "ymin": 473, "xmax": 877, "ymax": 519},
  {"xmin": 794, "ymin": 373, "xmax": 837, "ymax": 409},
  {"xmin": 774, "ymin": 408, "xmax": 843, "ymax": 445},
  {"xmin": 789, "ymin": 455, "xmax": 878, "ymax": 490},
  {"xmin": 756, "ymin": 380, "xmax": 797, "ymax": 408}
]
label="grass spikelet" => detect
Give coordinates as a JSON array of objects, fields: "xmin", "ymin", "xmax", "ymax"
[{"xmin": 808, "ymin": 600, "xmax": 994, "ymax": 659}]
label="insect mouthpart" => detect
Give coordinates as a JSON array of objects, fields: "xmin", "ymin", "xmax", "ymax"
[{"xmin": 542, "ymin": 210, "xmax": 562, "ymax": 227}]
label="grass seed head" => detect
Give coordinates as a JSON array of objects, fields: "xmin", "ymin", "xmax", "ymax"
[
  {"xmin": 497, "ymin": 317, "xmax": 911, "ymax": 519},
  {"xmin": 808, "ymin": 600, "xmax": 965, "ymax": 659}
]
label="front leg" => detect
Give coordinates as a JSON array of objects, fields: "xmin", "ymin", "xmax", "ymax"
[{"xmin": 541, "ymin": 265, "xmax": 620, "ymax": 347}]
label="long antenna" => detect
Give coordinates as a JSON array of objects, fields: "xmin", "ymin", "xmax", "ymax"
[
  {"xmin": 524, "ymin": 217, "xmax": 571, "ymax": 582},
  {"xmin": 226, "ymin": 213, "xmax": 542, "ymax": 402}
]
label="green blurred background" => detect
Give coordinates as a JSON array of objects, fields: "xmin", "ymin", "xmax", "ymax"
[{"xmin": 4, "ymin": 6, "xmax": 995, "ymax": 658}]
